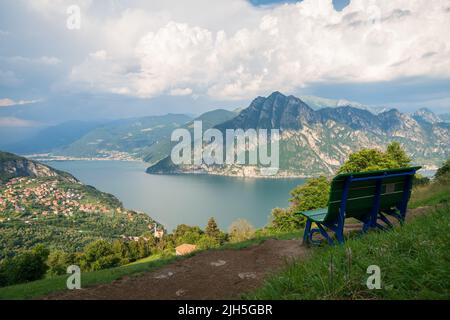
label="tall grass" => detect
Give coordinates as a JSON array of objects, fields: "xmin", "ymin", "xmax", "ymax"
[{"xmin": 410, "ymin": 175, "xmax": 450, "ymax": 208}]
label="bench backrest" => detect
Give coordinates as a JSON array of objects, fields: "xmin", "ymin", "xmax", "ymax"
[{"xmin": 324, "ymin": 167, "xmax": 421, "ymax": 224}]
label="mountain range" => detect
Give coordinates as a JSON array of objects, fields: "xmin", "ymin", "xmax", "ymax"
[
  {"xmin": 147, "ymin": 92, "xmax": 449, "ymax": 177},
  {"xmin": 8, "ymin": 92, "xmax": 449, "ymax": 177}
]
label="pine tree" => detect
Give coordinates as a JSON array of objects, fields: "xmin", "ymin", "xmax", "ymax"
[
  {"xmin": 205, "ymin": 217, "xmax": 220, "ymax": 240},
  {"xmin": 386, "ymin": 142, "xmax": 411, "ymax": 167}
]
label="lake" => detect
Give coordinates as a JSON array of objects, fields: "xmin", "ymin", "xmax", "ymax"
[{"xmin": 46, "ymin": 161, "xmax": 305, "ymax": 231}]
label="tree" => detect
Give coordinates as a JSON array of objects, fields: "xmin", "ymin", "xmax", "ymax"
[
  {"xmin": 0, "ymin": 245, "xmax": 49, "ymax": 286},
  {"xmin": 338, "ymin": 149, "xmax": 397, "ymax": 174},
  {"xmin": 228, "ymin": 219, "xmax": 255, "ymax": 243},
  {"xmin": 205, "ymin": 218, "xmax": 220, "ymax": 240},
  {"xmin": 80, "ymin": 240, "xmax": 120, "ymax": 271},
  {"xmin": 339, "ymin": 142, "xmax": 412, "ymax": 174},
  {"xmin": 386, "ymin": 142, "xmax": 411, "ymax": 167},
  {"xmin": 268, "ymin": 207, "xmax": 304, "ymax": 232},
  {"xmin": 290, "ymin": 177, "xmax": 330, "ymax": 212},
  {"xmin": 112, "ymin": 240, "xmax": 130, "ymax": 265},
  {"xmin": 137, "ymin": 238, "xmax": 150, "ymax": 259},
  {"xmin": 435, "ymin": 159, "xmax": 450, "ymax": 180},
  {"xmin": 125, "ymin": 241, "xmax": 140, "ymax": 262},
  {"xmin": 197, "ymin": 235, "xmax": 221, "ymax": 250},
  {"xmin": 173, "ymin": 224, "xmax": 204, "ymax": 246},
  {"xmin": 47, "ymin": 250, "xmax": 70, "ymax": 276}
]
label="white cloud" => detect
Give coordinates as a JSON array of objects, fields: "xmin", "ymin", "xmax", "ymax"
[
  {"xmin": 25, "ymin": 0, "xmax": 450, "ymax": 100},
  {"xmin": 170, "ymin": 88, "xmax": 193, "ymax": 96},
  {"xmin": 0, "ymin": 117, "xmax": 38, "ymax": 127},
  {"xmin": 0, "ymin": 98, "xmax": 41, "ymax": 107}
]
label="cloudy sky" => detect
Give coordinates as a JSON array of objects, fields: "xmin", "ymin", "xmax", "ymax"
[{"xmin": 0, "ymin": 0, "xmax": 449, "ymax": 128}]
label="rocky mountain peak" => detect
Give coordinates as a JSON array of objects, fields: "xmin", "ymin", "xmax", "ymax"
[
  {"xmin": 413, "ymin": 108, "xmax": 442, "ymax": 124},
  {"xmin": 0, "ymin": 151, "xmax": 78, "ymax": 183}
]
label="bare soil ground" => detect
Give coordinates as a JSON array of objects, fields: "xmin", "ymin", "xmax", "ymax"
[
  {"xmin": 44, "ymin": 206, "xmax": 431, "ymax": 300},
  {"xmin": 45, "ymin": 239, "xmax": 308, "ymax": 300}
]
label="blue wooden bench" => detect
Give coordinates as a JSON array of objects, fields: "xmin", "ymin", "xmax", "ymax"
[{"xmin": 297, "ymin": 167, "xmax": 421, "ymax": 245}]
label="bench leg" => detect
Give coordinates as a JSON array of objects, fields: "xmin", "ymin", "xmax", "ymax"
[
  {"xmin": 335, "ymin": 226, "xmax": 345, "ymax": 245},
  {"xmin": 302, "ymin": 219, "xmax": 312, "ymax": 246},
  {"xmin": 361, "ymin": 218, "xmax": 372, "ymax": 234},
  {"xmin": 316, "ymin": 224, "xmax": 335, "ymax": 245}
]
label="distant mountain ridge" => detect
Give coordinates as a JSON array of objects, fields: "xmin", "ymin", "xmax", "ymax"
[
  {"xmin": 6, "ymin": 121, "xmax": 104, "ymax": 155},
  {"xmin": 300, "ymin": 95, "xmax": 389, "ymax": 114},
  {"xmin": 147, "ymin": 92, "xmax": 449, "ymax": 177},
  {"xmin": 54, "ymin": 114, "xmax": 193, "ymax": 160},
  {"xmin": 143, "ymin": 109, "xmax": 238, "ymax": 164}
]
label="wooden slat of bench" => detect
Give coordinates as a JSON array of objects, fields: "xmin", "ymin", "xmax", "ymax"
[{"xmin": 298, "ymin": 208, "xmax": 328, "ymax": 222}]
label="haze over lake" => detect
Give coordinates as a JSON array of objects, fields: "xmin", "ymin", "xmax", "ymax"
[{"xmin": 46, "ymin": 161, "xmax": 305, "ymax": 231}]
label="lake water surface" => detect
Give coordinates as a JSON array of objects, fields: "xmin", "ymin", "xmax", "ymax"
[{"xmin": 47, "ymin": 161, "xmax": 305, "ymax": 231}]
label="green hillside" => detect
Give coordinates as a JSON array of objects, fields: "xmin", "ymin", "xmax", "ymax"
[
  {"xmin": 143, "ymin": 109, "xmax": 238, "ymax": 164},
  {"xmin": 56, "ymin": 114, "xmax": 192, "ymax": 159},
  {"xmin": 0, "ymin": 176, "xmax": 159, "ymax": 259},
  {"xmin": 0, "ymin": 151, "xmax": 161, "ymax": 260}
]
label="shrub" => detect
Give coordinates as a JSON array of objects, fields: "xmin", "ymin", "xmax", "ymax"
[
  {"xmin": 0, "ymin": 245, "xmax": 49, "ymax": 287},
  {"xmin": 268, "ymin": 207, "xmax": 305, "ymax": 232},
  {"xmin": 47, "ymin": 250, "xmax": 70, "ymax": 276},
  {"xmin": 173, "ymin": 224, "xmax": 204, "ymax": 246},
  {"xmin": 197, "ymin": 235, "xmax": 221, "ymax": 250},
  {"xmin": 228, "ymin": 219, "xmax": 255, "ymax": 243},
  {"xmin": 79, "ymin": 240, "xmax": 120, "ymax": 272},
  {"xmin": 290, "ymin": 176, "xmax": 330, "ymax": 212}
]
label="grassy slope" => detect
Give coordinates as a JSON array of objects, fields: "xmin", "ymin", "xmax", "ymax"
[
  {"xmin": 409, "ymin": 178, "xmax": 450, "ymax": 209},
  {"xmin": 246, "ymin": 205, "xmax": 449, "ymax": 300},
  {"xmin": 245, "ymin": 180, "xmax": 450, "ymax": 300}
]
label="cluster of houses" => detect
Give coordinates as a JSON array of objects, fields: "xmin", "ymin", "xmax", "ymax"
[
  {"xmin": 1, "ymin": 177, "xmax": 193, "ymax": 256},
  {"xmin": 0, "ymin": 177, "xmax": 114, "ymax": 221}
]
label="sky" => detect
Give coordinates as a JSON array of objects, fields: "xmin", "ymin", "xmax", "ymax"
[{"xmin": 0, "ymin": 0, "xmax": 450, "ymax": 130}]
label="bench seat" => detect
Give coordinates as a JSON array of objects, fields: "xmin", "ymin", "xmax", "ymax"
[{"xmin": 299, "ymin": 208, "xmax": 328, "ymax": 222}]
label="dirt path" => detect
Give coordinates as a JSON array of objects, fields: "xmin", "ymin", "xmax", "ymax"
[
  {"xmin": 45, "ymin": 239, "xmax": 308, "ymax": 300},
  {"xmin": 45, "ymin": 206, "xmax": 433, "ymax": 300}
]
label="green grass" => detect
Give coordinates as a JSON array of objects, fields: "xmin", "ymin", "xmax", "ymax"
[
  {"xmin": 220, "ymin": 231, "xmax": 303, "ymax": 251},
  {"xmin": 245, "ymin": 205, "xmax": 450, "ymax": 300},
  {"xmin": 410, "ymin": 178, "xmax": 450, "ymax": 208},
  {"xmin": 0, "ymin": 254, "xmax": 179, "ymax": 300},
  {"xmin": 125, "ymin": 253, "xmax": 167, "ymax": 266}
]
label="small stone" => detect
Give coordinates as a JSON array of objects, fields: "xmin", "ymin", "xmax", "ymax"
[
  {"xmin": 238, "ymin": 272, "xmax": 257, "ymax": 279},
  {"xmin": 210, "ymin": 260, "xmax": 227, "ymax": 267},
  {"xmin": 154, "ymin": 271, "xmax": 174, "ymax": 279},
  {"xmin": 176, "ymin": 289, "xmax": 186, "ymax": 297}
]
